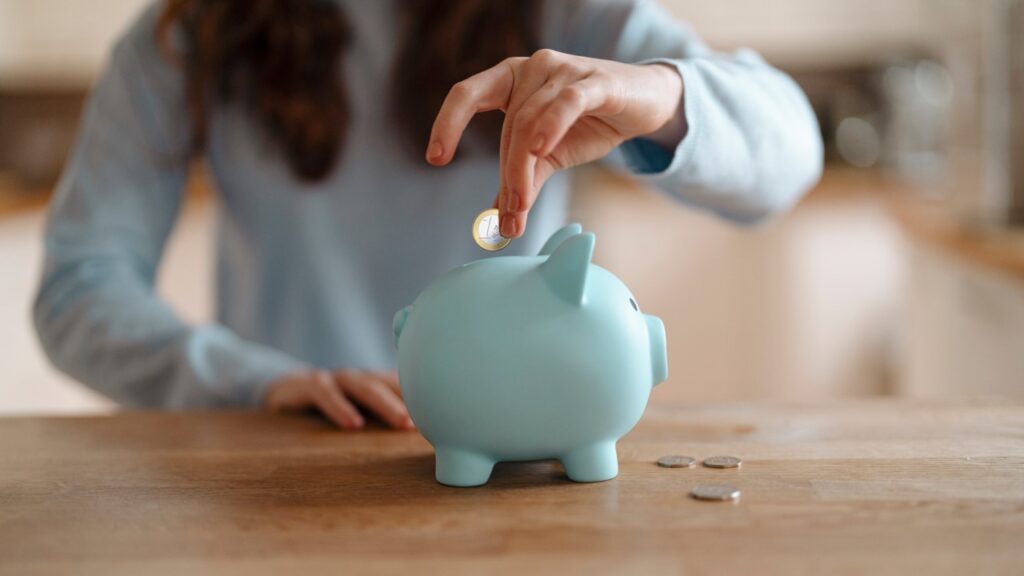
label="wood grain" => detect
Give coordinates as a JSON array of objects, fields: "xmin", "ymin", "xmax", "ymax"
[{"xmin": 1, "ymin": 400, "xmax": 1022, "ymax": 575}]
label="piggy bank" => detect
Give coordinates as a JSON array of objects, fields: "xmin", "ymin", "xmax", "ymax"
[{"xmin": 392, "ymin": 223, "xmax": 667, "ymax": 487}]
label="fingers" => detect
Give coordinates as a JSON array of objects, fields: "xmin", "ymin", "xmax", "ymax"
[
  {"xmin": 427, "ymin": 58, "xmax": 522, "ymax": 166},
  {"xmin": 500, "ymin": 65, "xmax": 606, "ymax": 239},
  {"xmin": 499, "ymin": 86, "xmax": 579, "ymax": 237},
  {"xmin": 432, "ymin": 49, "xmax": 620, "ymax": 240},
  {"xmin": 338, "ymin": 372, "xmax": 415, "ymax": 430},
  {"xmin": 498, "ymin": 79, "xmax": 570, "ymax": 237},
  {"xmin": 263, "ymin": 374, "xmax": 310, "ymax": 412},
  {"xmin": 500, "ymin": 79, "xmax": 561, "ymax": 212},
  {"xmin": 531, "ymin": 76, "xmax": 611, "ymax": 158},
  {"xmin": 374, "ymin": 371, "xmax": 403, "ymax": 399},
  {"xmin": 501, "ymin": 161, "xmax": 556, "ymax": 239},
  {"xmin": 532, "ymin": 158, "xmax": 558, "ymax": 199},
  {"xmin": 501, "ymin": 209, "xmax": 529, "ymax": 240},
  {"xmin": 266, "ymin": 371, "xmax": 413, "ymax": 432},
  {"xmin": 496, "ymin": 117, "xmax": 513, "ymax": 234},
  {"xmin": 310, "ymin": 372, "xmax": 366, "ymax": 430}
]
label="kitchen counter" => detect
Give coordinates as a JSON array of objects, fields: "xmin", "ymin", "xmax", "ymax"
[
  {"xmin": 892, "ymin": 194, "xmax": 1024, "ymax": 281},
  {"xmin": 1, "ymin": 400, "xmax": 1021, "ymax": 575}
]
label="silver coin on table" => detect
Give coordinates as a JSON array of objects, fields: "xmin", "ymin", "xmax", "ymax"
[
  {"xmin": 656, "ymin": 455, "xmax": 696, "ymax": 469},
  {"xmin": 472, "ymin": 208, "xmax": 510, "ymax": 252},
  {"xmin": 702, "ymin": 455, "xmax": 742, "ymax": 469},
  {"xmin": 690, "ymin": 484, "xmax": 741, "ymax": 502}
]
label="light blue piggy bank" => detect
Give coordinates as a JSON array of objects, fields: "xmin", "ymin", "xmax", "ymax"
[{"xmin": 393, "ymin": 224, "xmax": 667, "ymax": 487}]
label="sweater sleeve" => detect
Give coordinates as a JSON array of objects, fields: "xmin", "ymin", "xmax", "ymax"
[
  {"xmin": 32, "ymin": 3, "xmax": 307, "ymax": 409},
  {"xmin": 546, "ymin": 0, "xmax": 824, "ymax": 224}
]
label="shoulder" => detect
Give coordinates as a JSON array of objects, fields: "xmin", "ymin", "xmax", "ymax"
[
  {"xmin": 110, "ymin": 0, "xmax": 180, "ymax": 69},
  {"xmin": 94, "ymin": 0, "xmax": 190, "ymax": 155}
]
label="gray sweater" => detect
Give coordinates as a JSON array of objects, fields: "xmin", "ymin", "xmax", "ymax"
[{"xmin": 34, "ymin": 0, "xmax": 823, "ymax": 408}]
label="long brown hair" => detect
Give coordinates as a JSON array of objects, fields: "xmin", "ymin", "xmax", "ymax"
[{"xmin": 156, "ymin": 0, "xmax": 541, "ymax": 182}]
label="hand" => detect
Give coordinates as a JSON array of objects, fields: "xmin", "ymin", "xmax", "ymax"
[
  {"xmin": 263, "ymin": 370, "xmax": 414, "ymax": 430},
  {"xmin": 427, "ymin": 49, "xmax": 685, "ymax": 239}
]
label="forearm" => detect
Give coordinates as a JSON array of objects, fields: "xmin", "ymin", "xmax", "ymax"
[
  {"xmin": 33, "ymin": 257, "xmax": 307, "ymax": 409},
  {"xmin": 620, "ymin": 54, "xmax": 823, "ymax": 223},
  {"xmin": 550, "ymin": 0, "xmax": 823, "ymax": 223}
]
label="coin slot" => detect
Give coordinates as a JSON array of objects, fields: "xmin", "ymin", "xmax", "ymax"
[{"xmin": 629, "ymin": 297, "xmax": 638, "ymax": 311}]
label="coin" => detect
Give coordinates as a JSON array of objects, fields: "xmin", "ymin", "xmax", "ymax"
[
  {"xmin": 702, "ymin": 455, "xmax": 742, "ymax": 469},
  {"xmin": 656, "ymin": 455, "xmax": 696, "ymax": 468},
  {"xmin": 690, "ymin": 484, "xmax": 741, "ymax": 502},
  {"xmin": 472, "ymin": 208, "xmax": 510, "ymax": 251}
]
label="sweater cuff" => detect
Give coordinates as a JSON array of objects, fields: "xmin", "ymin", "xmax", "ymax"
[
  {"xmin": 184, "ymin": 324, "xmax": 311, "ymax": 408},
  {"xmin": 618, "ymin": 58, "xmax": 699, "ymax": 182}
]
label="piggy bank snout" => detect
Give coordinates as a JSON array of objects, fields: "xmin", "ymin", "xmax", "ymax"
[{"xmin": 645, "ymin": 314, "xmax": 668, "ymax": 386}]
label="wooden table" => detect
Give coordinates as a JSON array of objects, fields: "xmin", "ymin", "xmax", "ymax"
[{"xmin": 2, "ymin": 400, "xmax": 1022, "ymax": 575}]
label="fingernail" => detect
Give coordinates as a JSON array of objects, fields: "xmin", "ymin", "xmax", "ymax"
[
  {"xmin": 505, "ymin": 193, "xmax": 520, "ymax": 212},
  {"xmin": 532, "ymin": 133, "xmax": 546, "ymax": 153},
  {"xmin": 427, "ymin": 141, "xmax": 443, "ymax": 161},
  {"xmin": 501, "ymin": 217, "xmax": 516, "ymax": 238}
]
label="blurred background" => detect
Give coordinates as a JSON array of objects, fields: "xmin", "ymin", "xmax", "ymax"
[{"xmin": 0, "ymin": 0, "xmax": 1021, "ymax": 414}]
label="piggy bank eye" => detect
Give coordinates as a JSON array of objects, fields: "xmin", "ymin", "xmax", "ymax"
[{"xmin": 629, "ymin": 297, "xmax": 639, "ymax": 311}]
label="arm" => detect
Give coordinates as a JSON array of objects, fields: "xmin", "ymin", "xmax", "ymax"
[
  {"xmin": 558, "ymin": 0, "xmax": 824, "ymax": 224},
  {"xmin": 32, "ymin": 4, "xmax": 306, "ymax": 409},
  {"xmin": 428, "ymin": 0, "xmax": 823, "ymax": 232}
]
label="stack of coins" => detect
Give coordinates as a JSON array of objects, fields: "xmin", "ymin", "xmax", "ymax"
[
  {"xmin": 656, "ymin": 455, "xmax": 696, "ymax": 468},
  {"xmin": 702, "ymin": 455, "xmax": 742, "ymax": 469},
  {"xmin": 656, "ymin": 453, "xmax": 743, "ymax": 502},
  {"xmin": 690, "ymin": 485, "xmax": 741, "ymax": 502}
]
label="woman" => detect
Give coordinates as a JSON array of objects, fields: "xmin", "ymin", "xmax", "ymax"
[{"xmin": 34, "ymin": 0, "xmax": 822, "ymax": 429}]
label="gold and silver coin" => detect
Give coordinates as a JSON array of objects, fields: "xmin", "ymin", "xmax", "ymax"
[
  {"xmin": 656, "ymin": 455, "xmax": 696, "ymax": 469},
  {"xmin": 702, "ymin": 455, "xmax": 742, "ymax": 469},
  {"xmin": 690, "ymin": 484, "xmax": 741, "ymax": 502},
  {"xmin": 472, "ymin": 208, "xmax": 510, "ymax": 252}
]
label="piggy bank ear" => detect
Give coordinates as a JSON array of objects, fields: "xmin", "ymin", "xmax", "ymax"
[
  {"xmin": 393, "ymin": 306, "xmax": 412, "ymax": 347},
  {"xmin": 541, "ymin": 232, "xmax": 595, "ymax": 305},
  {"xmin": 538, "ymin": 223, "xmax": 583, "ymax": 256}
]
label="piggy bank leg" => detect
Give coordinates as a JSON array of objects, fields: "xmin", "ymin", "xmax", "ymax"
[
  {"xmin": 434, "ymin": 447, "xmax": 495, "ymax": 487},
  {"xmin": 561, "ymin": 442, "xmax": 619, "ymax": 483}
]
